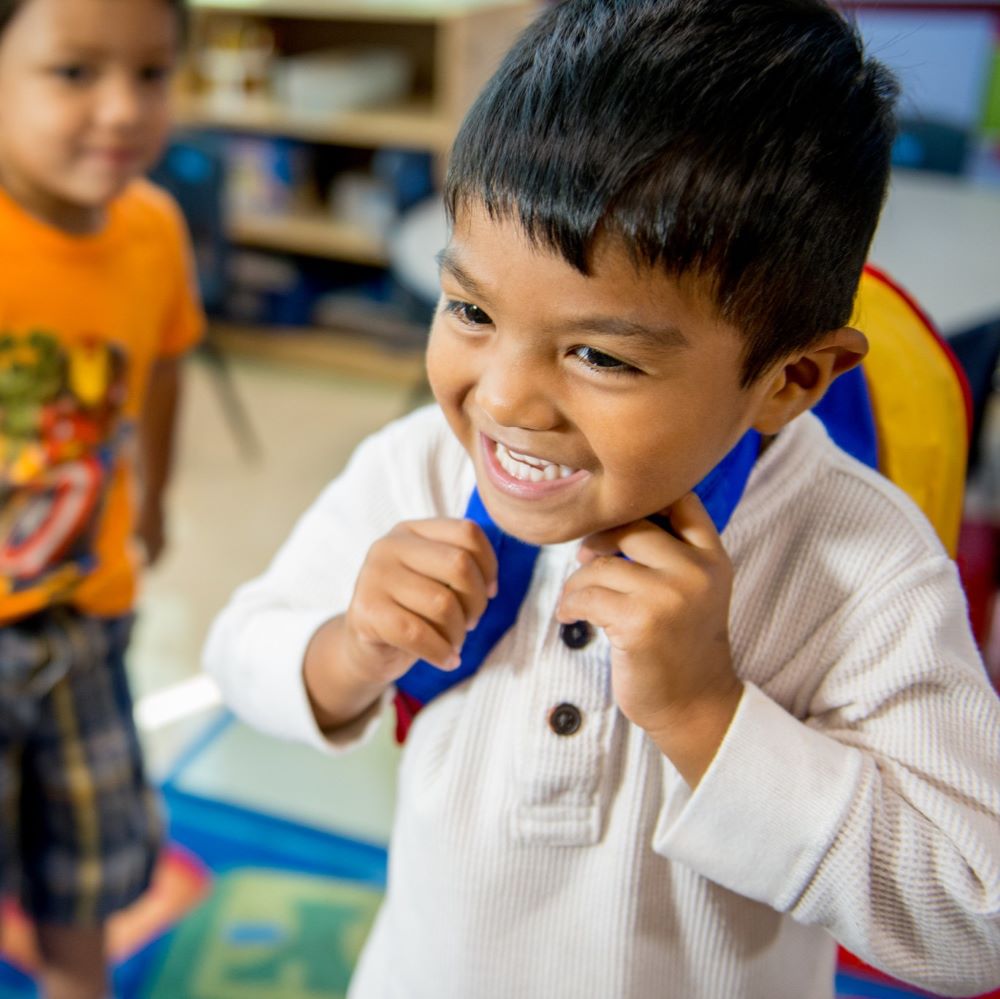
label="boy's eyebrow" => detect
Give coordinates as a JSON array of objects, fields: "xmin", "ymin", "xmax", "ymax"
[
  {"xmin": 559, "ymin": 315, "xmax": 689, "ymax": 348},
  {"xmin": 436, "ymin": 249, "xmax": 492, "ymax": 304},
  {"xmin": 436, "ymin": 247, "xmax": 690, "ymax": 348},
  {"xmin": 48, "ymin": 42, "xmax": 175, "ymax": 58}
]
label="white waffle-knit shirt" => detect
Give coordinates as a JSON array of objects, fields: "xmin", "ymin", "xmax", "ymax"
[{"xmin": 205, "ymin": 406, "xmax": 1000, "ymax": 999}]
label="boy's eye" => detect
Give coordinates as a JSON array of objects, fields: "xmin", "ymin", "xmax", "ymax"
[
  {"xmin": 444, "ymin": 300, "xmax": 493, "ymax": 327},
  {"xmin": 53, "ymin": 65, "xmax": 94, "ymax": 84},
  {"xmin": 572, "ymin": 345, "xmax": 639, "ymax": 375},
  {"xmin": 139, "ymin": 65, "xmax": 172, "ymax": 85}
]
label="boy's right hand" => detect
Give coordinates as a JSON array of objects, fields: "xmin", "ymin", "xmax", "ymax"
[
  {"xmin": 348, "ymin": 518, "xmax": 498, "ymax": 679},
  {"xmin": 304, "ymin": 519, "xmax": 497, "ymax": 731}
]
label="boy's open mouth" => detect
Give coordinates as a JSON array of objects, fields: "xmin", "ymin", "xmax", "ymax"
[{"xmin": 493, "ymin": 440, "xmax": 580, "ymax": 483}]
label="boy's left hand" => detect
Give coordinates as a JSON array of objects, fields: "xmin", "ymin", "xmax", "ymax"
[
  {"xmin": 136, "ymin": 502, "xmax": 166, "ymax": 567},
  {"xmin": 557, "ymin": 492, "xmax": 743, "ymax": 786}
]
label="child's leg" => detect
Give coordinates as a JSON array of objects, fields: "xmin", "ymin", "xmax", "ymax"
[
  {"xmin": 34, "ymin": 923, "xmax": 107, "ymax": 999},
  {"xmin": 19, "ymin": 611, "xmax": 162, "ymax": 997}
]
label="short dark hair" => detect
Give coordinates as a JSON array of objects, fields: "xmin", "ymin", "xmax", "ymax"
[
  {"xmin": 445, "ymin": 0, "xmax": 899, "ymax": 386},
  {"xmin": 0, "ymin": 0, "xmax": 187, "ymax": 40}
]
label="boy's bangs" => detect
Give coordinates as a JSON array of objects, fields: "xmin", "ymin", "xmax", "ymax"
[
  {"xmin": 445, "ymin": 133, "xmax": 834, "ymax": 384},
  {"xmin": 447, "ymin": 142, "xmax": 730, "ymax": 282}
]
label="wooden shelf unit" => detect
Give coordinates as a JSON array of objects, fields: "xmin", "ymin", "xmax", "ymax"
[
  {"xmin": 189, "ymin": 0, "xmax": 523, "ymax": 25},
  {"xmin": 176, "ymin": 95, "xmax": 454, "ymax": 153},
  {"xmin": 228, "ymin": 209, "xmax": 389, "ymax": 265},
  {"xmin": 210, "ymin": 323, "xmax": 428, "ymax": 385},
  {"xmin": 180, "ymin": 0, "xmax": 535, "ymax": 381}
]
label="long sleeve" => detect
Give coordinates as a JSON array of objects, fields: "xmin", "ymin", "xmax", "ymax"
[
  {"xmin": 654, "ymin": 438, "xmax": 1000, "ymax": 995},
  {"xmin": 203, "ymin": 406, "xmax": 472, "ymax": 752}
]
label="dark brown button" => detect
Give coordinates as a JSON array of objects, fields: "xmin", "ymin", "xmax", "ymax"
[
  {"xmin": 549, "ymin": 702, "xmax": 582, "ymax": 736},
  {"xmin": 559, "ymin": 620, "xmax": 592, "ymax": 649}
]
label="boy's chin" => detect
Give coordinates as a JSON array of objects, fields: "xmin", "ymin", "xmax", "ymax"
[
  {"xmin": 500, "ymin": 524, "xmax": 583, "ymax": 547},
  {"xmin": 71, "ymin": 164, "xmax": 149, "ymax": 204},
  {"xmin": 485, "ymin": 507, "xmax": 589, "ymax": 548}
]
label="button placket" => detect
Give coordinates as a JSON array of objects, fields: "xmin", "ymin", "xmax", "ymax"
[
  {"xmin": 549, "ymin": 618, "xmax": 592, "ymax": 739},
  {"xmin": 510, "ymin": 547, "xmax": 619, "ymax": 845}
]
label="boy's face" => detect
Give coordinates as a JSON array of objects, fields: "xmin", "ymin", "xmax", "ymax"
[
  {"xmin": 427, "ymin": 204, "xmax": 784, "ymax": 546},
  {"xmin": 0, "ymin": 0, "xmax": 177, "ymax": 232}
]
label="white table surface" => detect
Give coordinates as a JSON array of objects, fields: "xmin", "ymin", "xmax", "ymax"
[{"xmin": 870, "ymin": 170, "xmax": 1000, "ymax": 335}]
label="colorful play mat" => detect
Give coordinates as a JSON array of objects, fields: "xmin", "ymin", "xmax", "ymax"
[
  {"xmin": 1, "ymin": 713, "xmax": 997, "ymax": 998},
  {"xmin": 0, "ymin": 712, "xmax": 388, "ymax": 999}
]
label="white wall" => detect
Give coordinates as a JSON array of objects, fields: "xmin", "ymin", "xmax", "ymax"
[{"xmin": 853, "ymin": 10, "xmax": 996, "ymax": 127}]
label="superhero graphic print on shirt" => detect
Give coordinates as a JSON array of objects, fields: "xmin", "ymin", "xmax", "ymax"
[{"xmin": 0, "ymin": 330, "xmax": 130, "ymax": 603}]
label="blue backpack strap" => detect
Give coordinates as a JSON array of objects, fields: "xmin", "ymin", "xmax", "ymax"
[
  {"xmin": 812, "ymin": 366, "xmax": 878, "ymax": 471},
  {"xmin": 690, "ymin": 429, "xmax": 762, "ymax": 531}
]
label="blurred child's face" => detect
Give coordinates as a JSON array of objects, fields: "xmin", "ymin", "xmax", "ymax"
[
  {"xmin": 427, "ymin": 204, "xmax": 784, "ymax": 546},
  {"xmin": 0, "ymin": 0, "xmax": 177, "ymax": 232}
]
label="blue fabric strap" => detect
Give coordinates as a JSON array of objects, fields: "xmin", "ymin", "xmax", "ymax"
[
  {"xmin": 689, "ymin": 429, "xmax": 761, "ymax": 532},
  {"xmin": 812, "ymin": 366, "xmax": 879, "ymax": 471}
]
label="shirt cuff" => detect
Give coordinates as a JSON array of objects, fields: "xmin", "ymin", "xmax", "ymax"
[
  {"xmin": 653, "ymin": 681, "xmax": 865, "ymax": 910},
  {"xmin": 219, "ymin": 607, "xmax": 389, "ymax": 757}
]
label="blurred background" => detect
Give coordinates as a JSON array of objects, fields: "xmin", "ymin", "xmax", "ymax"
[{"xmin": 3, "ymin": 0, "xmax": 1000, "ymax": 995}]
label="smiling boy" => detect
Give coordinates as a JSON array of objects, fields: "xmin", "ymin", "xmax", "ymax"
[
  {"xmin": 424, "ymin": 203, "xmax": 870, "ymax": 785},
  {"xmin": 0, "ymin": 0, "xmax": 201, "ymax": 996},
  {"xmin": 205, "ymin": 1, "xmax": 1000, "ymax": 996}
]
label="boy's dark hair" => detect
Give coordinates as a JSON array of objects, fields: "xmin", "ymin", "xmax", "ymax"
[
  {"xmin": 0, "ymin": 0, "xmax": 186, "ymax": 38},
  {"xmin": 445, "ymin": 0, "xmax": 899, "ymax": 386}
]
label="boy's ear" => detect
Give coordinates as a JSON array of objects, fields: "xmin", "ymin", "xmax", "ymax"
[{"xmin": 750, "ymin": 327, "xmax": 868, "ymax": 436}]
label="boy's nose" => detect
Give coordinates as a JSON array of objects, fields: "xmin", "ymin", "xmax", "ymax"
[
  {"xmin": 95, "ymin": 75, "xmax": 143, "ymax": 129},
  {"xmin": 475, "ymin": 358, "xmax": 560, "ymax": 433}
]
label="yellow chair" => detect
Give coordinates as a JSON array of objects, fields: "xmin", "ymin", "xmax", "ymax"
[{"xmin": 852, "ymin": 264, "xmax": 971, "ymax": 557}]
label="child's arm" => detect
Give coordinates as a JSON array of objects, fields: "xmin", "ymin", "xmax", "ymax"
[
  {"xmin": 561, "ymin": 490, "xmax": 1000, "ymax": 991},
  {"xmin": 558, "ymin": 491, "xmax": 742, "ymax": 786},
  {"xmin": 136, "ymin": 355, "xmax": 182, "ymax": 565},
  {"xmin": 204, "ymin": 407, "xmax": 483, "ymax": 749},
  {"xmin": 303, "ymin": 518, "xmax": 497, "ymax": 733}
]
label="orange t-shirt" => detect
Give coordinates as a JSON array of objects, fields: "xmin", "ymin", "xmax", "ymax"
[{"xmin": 0, "ymin": 179, "xmax": 204, "ymax": 624}]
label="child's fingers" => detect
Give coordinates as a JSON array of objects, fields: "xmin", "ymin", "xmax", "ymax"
[
  {"xmin": 579, "ymin": 494, "xmax": 724, "ymax": 567},
  {"xmin": 379, "ymin": 601, "xmax": 463, "ymax": 671},
  {"xmin": 563, "ymin": 553, "xmax": 646, "ymax": 600},
  {"xmin": 576, "ymin": 532, "xmax": 621, "ymax": 562},
  {"xmin": 389, "ymin": 564, "xmax": 474, "ymax": 650},
  {"xmin": 390, "ymin": 535, "xmax": 491, "ymax": 625},
  {"xmin": 403, "ymin": 519, "xmax": 499, "ymax": 600},
  {"xmin": 406, "ymin": 519, "xmax": 499, "ymax": 590},
  {"xmin": 659, "ymin": 492, "xmax": 724, "ymax": 553},
  {"xmin": 351, "ymin": 518, "xmax": 501, "ymax": 677},
  {"xmin": 579, "ymin": 517, "xmax": 678, "ymax": 568},
  {"xmin": 557, "ymin": 581, "xmax": 631, "ymax": 633}
]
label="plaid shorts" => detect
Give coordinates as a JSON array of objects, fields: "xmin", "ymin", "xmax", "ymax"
[{"xmin": 0, "ymin": 608, "xmax": 162, "ymax": 925}]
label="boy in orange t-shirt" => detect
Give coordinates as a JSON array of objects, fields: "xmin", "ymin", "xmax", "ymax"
[{"xmin": 0, "ymin": 0, "xmax": 201, "ymax": 995}]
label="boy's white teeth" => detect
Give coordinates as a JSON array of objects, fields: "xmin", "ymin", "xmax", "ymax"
[{"xmin": 494, "ymin": 442, "xmax": 576, "ymax": 482}]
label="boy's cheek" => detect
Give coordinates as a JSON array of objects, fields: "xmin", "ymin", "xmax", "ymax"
[{"xmin": 425, "ymin": 327, "xmax": 467, "ymax": 414}]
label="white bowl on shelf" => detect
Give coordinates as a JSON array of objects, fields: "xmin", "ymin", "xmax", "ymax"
[{"xmin": 274, "ymin": 49, "xmax": 412, "ymax": 116}]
